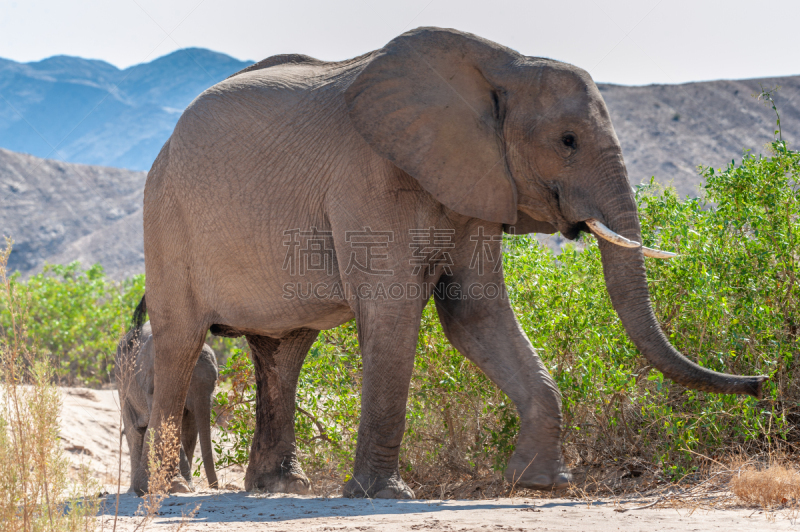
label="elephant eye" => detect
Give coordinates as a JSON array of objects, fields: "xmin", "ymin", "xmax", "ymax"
[{"xmin": 561, "ymin": 133, "xmax": 577, "ymax": 149}]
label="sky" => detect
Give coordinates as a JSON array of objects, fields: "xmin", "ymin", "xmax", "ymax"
[{"xmin": 0, "ymin": 0, "xmax": 798, "ymax": 86}]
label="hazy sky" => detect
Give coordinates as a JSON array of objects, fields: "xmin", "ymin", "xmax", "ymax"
[{"xmin": 1, "ymin": 0, "xmax": 798, "ymax": 85}]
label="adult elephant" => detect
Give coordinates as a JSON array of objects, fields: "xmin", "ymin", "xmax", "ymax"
[{"xmin": 138, "ymin": 27, "xmax": 765, "ymax": 498}]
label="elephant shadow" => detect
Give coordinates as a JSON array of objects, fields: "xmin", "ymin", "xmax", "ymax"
[{"xmin": 96, "ymin": 491, "xmax": 573, "ymax": 523}]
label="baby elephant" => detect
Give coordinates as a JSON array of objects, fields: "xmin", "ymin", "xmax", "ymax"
[{"xmin": 116, "ymin": 298, "xmax": 219, "ymax": 491}]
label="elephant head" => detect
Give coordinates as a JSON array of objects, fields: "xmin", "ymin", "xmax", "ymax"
[{"xmin": 346, "ymin": 27, "xmax": 765, "ymax": 397}]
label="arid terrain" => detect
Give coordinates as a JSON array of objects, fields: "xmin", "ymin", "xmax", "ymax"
[
  {"xmin": 98, "ymin": 492, "xmax": 798, "ymax": 531},
  {"xmin": 0, "ymin": 148, "xmax": 146, "ymax": 277},
  {"xmin": 59, "ymin": 388, "xmax": 797, "ymax": 531}
]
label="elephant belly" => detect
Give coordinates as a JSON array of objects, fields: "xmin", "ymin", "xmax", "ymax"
[
  {"xmin": 209, "ymin": 297, "xmax": 355, "ymax": 338},
  {"xmin": 194, "ymin": 234, "xmax": 356, "ymax": 335}
]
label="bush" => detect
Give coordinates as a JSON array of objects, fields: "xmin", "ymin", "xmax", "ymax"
[{"xmin": 0, "ymin": 263, "xmax": 144, "ymax": 386}]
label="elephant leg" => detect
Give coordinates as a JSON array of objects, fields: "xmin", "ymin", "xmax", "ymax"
[
  {"xmin": 134, "ymin": 319, "xmax": 207, "ymax": 495},
  {"xmin": 122, "ymin": 401, "xmax": 145, "ymax": 493},
  {"xmin": 181, "ymin": 408, "xmax": 198, "ymax": 482},
  {"xmin": 178, "ymin": 446, "xmax": 194, "ymax": 490},
  {"xmin": 343, "ymin": 301, "xmax": 422, "ymax": 500},
  {"xmin": 244, "ymin": 328, "xmax": 319, "ymax": 494},
  {"xmin": 434, "ymin": 279, "xmax": 570, "ymax": 490}
]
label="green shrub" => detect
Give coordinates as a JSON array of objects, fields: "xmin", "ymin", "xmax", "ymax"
[{"xmin": 0, "ymin": 263, "xmax": 144, "ymax": 386}]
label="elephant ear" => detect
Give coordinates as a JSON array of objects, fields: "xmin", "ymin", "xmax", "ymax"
[
  {"xmin": 503, "ymin": 210, "xmax": 558, "ymax": 235},
  {"xmin": 346, "ymin": 28, "xmax": 519, "ymax": 224}
]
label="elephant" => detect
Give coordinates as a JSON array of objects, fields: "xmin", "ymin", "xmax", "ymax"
[
  {"xmin": 136, "ymin": 27, "xmax": 766, "ymax": 498},
  {"xmin": 116, "ymin": 298, "xmax": 219, "ymax": 492}
]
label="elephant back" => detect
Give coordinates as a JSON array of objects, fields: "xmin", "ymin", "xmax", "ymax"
[{"xmin": 227, "ymin": 54, "xmax": 322, "ymax": 79}]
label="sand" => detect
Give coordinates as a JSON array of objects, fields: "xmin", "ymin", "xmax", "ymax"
[
  {"xmin": 97, "ymin": 493, "xmax": 797, "ymax": 531},
  {"xmin": 59, "ymin": 388, "xmax": 797, "ymax": 530}
]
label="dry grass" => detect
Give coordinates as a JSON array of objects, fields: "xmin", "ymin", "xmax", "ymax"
[
  {"xmin": 731, "ymin": 462, "xmax": 800, "ymax": 508},
  {"xmin": 139, "ymin": 422, "xmax": 179, "ymax": 519},
  {"xmin": 0, "ymin": 238, "xmax": 99, "ymax": 531},
  {"xmin": 129, "ymin": 419, "xmax": 187, "ymax": 531}
]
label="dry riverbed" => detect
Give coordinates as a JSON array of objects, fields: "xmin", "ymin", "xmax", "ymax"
[
  {"xmin": 98, "ymin": 493, "xmax": 797, "ymax": 531},
  {"xmin": 60, "ymin": 388, "xmax": 797, "ymax": 531}
]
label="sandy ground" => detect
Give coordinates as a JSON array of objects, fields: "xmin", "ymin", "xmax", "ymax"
[
  {"xmin": 97, "ymin": 493, "xmax": 798, "ymax": 531},
  {"xmin": 60, "ymin": 387, "xmax": 130, "ymax": 486},
  {"xmin": 60, "ymin": 388, "xmax": 798, "ymax": 531}
]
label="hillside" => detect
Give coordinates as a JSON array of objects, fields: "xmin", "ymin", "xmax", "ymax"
[
  {"xmin": 0, "ymin": 148, "xmax": 145, "ymax": 278},
  {"xmin": 0, "ymin": 48, "xmax": 797, "ymax": 189},
  {"xmin": 601, "ymin": 75, "xmax": 800, "ymax": 197}
]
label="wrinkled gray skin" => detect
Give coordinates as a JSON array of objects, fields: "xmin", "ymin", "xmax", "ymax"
[
  {"xmin": 116, "ymin": 320, "xmax": 219, "ymax": 493},
  {"xmin": 138, "ymin": 27, "xmax": 766, "ymax": 498}
]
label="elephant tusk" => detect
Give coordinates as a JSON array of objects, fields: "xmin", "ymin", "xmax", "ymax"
[
  {"xmin": 585, "ymin": 219, "xmax": 679, "ymax": 259},
  {"xmin": 585, "ymin": 219, "xmax": 640, "ymax": 248},
  {"xmin": 642, "ymin": 246, "xmax": 679, "ymax": 259}
]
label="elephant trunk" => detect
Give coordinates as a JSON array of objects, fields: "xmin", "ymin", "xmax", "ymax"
[
  {"xmin": 592, "ymin": 168, "xmax": 766, "ymax": 398},
  {"xmin": 197, "ymin": 398, "xmax": 219, "ymax": 489}
]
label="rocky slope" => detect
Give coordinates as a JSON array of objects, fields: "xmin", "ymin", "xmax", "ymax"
[
  {"xmin": 603, "ymin": 75, "xmax": 800, "ymax": 197},
  {"xmin": 0, "ymin": 148, "xmax": 145, "ymax": 278}
]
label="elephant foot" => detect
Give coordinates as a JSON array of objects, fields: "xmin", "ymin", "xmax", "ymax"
[
  {"xmin": 132, "ymin": 469, "xmax": 148, "ymax": 496},
  {"xmin": 244, "ymin": 458, "xmax": 312, "ymax": 494},
  {"xmin": 131, "ymin": 473, "xmax": 193, "ymax": 496},
  {"xmin": 343, "ymin": 472, "xmax": 414, "ymax": 499},
  {"xmin": 504, "ymin": 455, "xmax": 571, "ymax": 491},
  {"xmin": 169, "ymin": 476, "xmax": 194, "ymax": 494}
]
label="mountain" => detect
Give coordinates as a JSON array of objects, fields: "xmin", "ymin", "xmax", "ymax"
[
  {"xmin": 0, "ymin": 147, "xmax": 145, "ymax": 278},
  {"xmin": 601, "ymin": 76, "xmax": 800, "ymax": 197},
  {"xmin": 0, "ymin": 49, "xmax": 251, "ymax": 171}
]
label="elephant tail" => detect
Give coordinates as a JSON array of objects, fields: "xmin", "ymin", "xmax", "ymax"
[
  {"xmin": 116, "ymin": 295, "xmax": 147, "ymax": 391},
  {"xmin": 131, "ymin": 295, "xmax": 147, "ymax": 332}
]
